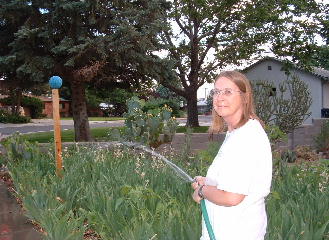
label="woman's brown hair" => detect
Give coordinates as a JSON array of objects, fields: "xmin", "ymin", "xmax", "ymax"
[{"xmin": 209, "ymin": 71, "xmax": 263, "ymax": 134}]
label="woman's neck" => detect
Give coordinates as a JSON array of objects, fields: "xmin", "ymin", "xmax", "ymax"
[{"xmin": 225, "ymin": 118, "xmax": 240, "ymax": 132}]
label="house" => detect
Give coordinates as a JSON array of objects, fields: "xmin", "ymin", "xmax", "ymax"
[
  {"xmin": 39, "ymin": 96, "xmax": 71, "ymax": 118},
  {"xmin": 242, "ymin": 57, "xmax": 329, "ymax": 124},
  {"xmin": 197, "ymin": 98, "xmax": 208, "ymax": 114},
  {"xmin": 0, "ymin": 94, "xmax": 71, "ymax": 118}
]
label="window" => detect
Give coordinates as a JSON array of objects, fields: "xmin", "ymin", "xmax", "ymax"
[
  {"xmin": 269, "ymin": 87, "xmax": 276, "ymax": 97},
  {"xmin": 59, "ymin": 103, "xmax": 65, "ymax": 109},
  {"xmin": 268, "ymin": 65, "xmax": 272, "ymax": 70}
]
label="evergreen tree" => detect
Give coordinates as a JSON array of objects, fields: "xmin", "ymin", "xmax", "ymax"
[{"xmin": 0, "ymin": 0, "xmax": 169, "ymax": 141}]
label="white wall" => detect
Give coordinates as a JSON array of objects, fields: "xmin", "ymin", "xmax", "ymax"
[
  {"xmin": 197, "ymin": 82, "xmax": 214, "ymax": 100},
  {"xmin": 244, "ymin": 59, "xmax": 323, "ymax": 124}
]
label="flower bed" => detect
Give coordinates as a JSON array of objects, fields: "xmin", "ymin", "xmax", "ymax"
[{"xmin": 2, "ymin": 136, "xmax": 329, "ymax": 240}]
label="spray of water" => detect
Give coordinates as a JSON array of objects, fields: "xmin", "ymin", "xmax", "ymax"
[
  {"xmin": 118, "ymin": 141, "xmax": 216, "ymax": 240},
  {"xmin": 119, "ymin": 141, "xmax": 194, "ymax": 183}
]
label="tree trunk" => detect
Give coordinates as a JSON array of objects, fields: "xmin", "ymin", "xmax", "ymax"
[
  {"xmin": 186, "ymin": 89, "xmax": 199, "ymax": 127},
  {"xmin": 70, "ymin": 80, "xmax": 92, "ymax": 142},
  {"xmin": 10, "ymin": 88, "xmax": 22, "ymax": 115}
]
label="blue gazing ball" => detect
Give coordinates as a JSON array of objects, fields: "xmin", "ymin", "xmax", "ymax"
[{"xmin": 49, "ymin": 76, "xmax": 63, "ymax": 89}]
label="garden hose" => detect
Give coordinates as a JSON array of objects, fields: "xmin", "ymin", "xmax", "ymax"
[{"xmin": 201, "ymin": 199, "xmax": 216, "ymax": 240}]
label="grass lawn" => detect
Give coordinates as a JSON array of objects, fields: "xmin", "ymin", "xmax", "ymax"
[{"xmin": 21, "ymin": 126, "xmax": 210, "ymax": 143}]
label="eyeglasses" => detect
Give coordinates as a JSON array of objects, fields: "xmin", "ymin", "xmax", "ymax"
[{"xmin": 211, "ymin": 88, "xmax": 242, "ymax": 97}]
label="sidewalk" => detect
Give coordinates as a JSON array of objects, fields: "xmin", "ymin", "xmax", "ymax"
[
  {"xmin": 0, "ymin": 119, "xmax": 73, "ymax": 129},
  {"xmin": 0, "ymin": 181, "xmax": 42, "ymax": 240}
]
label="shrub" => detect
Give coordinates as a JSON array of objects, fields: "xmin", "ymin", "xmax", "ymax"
[
  {"xmin": 122, "ymin": 96, "xmax": 179, "ymax": 148},
  {"xmin": 0, "ymin": 109, "xmax": 30, "ymax": 123},
  {"xmin": 0, "ymin": 96, "xmax": 44, "ymax": 118},
  {"xmin": 280, "ymin": 150, "xmax": 297, "ymax": 163},
  {"xmin": 252, "ymin": 75, "xmax": 312, "ymax": 134},
  {"xmin": 143, "ymin": 97, "xmax": 181, "ymax": 117},
  {"xmin": 314, "ymin": 120, "xmax": 329, "ymax": 153},
  {"xmin": 265, "ymin": 124, "xmax": 287, "ymax": 146},
  {"xmin": 294, "ymin": 145, "xmax": 319, "ymax": 163},
  {"xmin": 21, "ymin": 96, "xmax": 44, "ymax": 118}
]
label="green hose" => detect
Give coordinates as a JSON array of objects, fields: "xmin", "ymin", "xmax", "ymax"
[{"xmin": 200, "ymin": 199, "xmax": 216, "ymax": 240}]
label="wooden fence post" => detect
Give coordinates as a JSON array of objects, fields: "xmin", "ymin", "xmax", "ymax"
[{"xmin": 49, "ymin": 76, "xmax": 63, "ymax": 177}]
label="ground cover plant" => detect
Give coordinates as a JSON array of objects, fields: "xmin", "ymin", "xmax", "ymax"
[{"xmin": 1, "ymin": 135, "xmax": 329, "ymax": 240}]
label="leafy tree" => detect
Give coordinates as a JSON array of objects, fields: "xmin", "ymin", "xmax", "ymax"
[
  {"xmin": 311, "ymin": 3, "xmax": 329, "ymax": 70},
  {"xmin": 252, "ymin": 75, "xmax": 312, "ymax": 134},
  {"xmin": 158, "ymin": 0, "xmax": 323, "ymax": 126},
  {"xmin": 86, "ymin": 87, "xmax": 134, "ymax": 117},
  {"xmin": 0, "ymin": 0, "xmax": 169, "ymax": 141}
]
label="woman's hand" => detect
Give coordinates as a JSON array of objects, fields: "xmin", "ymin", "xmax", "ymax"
[
  {"xmin": 191, "ymin": 176, "xmax": 206, "ymax": 204},
  {"xmin": 192, "ymin": 185, "xmax": 203, "ymax": 204},
  {"xmin": 192, "ymin": 176, "xmax": 206, "ymax": 190}
]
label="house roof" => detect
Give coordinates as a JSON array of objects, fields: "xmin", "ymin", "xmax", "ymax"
[
  {"xmin": 242, "ymin": 57, "xmax": 329, "ymax": 81},
  {"xmin": 312, "ymin": 67, "xmax": 329, "ymax": 80}
]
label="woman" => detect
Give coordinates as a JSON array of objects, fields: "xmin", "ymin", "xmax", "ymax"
[{"xmin": 192, "ymin": 71, "xmax": 272, "ymax": 240}]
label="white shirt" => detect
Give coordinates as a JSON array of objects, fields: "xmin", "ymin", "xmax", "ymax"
[{"xmin": 201, "ymin": 119, "xmax": 272, "ymax": 240}]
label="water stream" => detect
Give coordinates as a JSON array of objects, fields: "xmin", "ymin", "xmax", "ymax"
[
  {"xmin": 119, "ymin": 141, "xmax": 194, "ymax": 183},
  {"xmin": 118, "ymin": 141, "xmax": 216, "ymax": 240}
]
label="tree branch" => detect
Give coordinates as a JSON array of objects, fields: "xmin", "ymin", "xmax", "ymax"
[
  {"xmin": 175, "ymin": 17, "xmax": 192, "ymax": 39},
  {"xmin": 197, "ymin": 22, "xmax": 222, "ymax": 70},
  {"xmin": 161, "ymin": 80, "xmax": 187, "ymax": 98},
  {"xmin": 161, "ymin": 31, "xmax": 188, "ymax": 88}
]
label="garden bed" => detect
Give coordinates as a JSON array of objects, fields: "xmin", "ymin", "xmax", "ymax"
[{"xmin": 1, "ymin": 136, "xmax": 329, "ymax": 240}]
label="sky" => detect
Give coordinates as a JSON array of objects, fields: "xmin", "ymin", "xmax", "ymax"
[{"xmin": 195, "ymin": 0, "xmax": 329, "ymax": 99}]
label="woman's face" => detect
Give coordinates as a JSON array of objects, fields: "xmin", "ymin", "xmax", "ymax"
[{"xmin": 213, "ymin": 76, "xmax": 244, "ymax": 126}]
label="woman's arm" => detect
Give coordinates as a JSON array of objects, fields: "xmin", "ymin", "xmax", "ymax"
[{"xmin": 192, "ymin": 184, "xmax": 245, "ymax": 207}]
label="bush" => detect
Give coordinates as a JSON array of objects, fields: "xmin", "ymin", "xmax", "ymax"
[
  {"xmin": 21, "ymin": 96, "xmax": 44, "ymax": 118},
  {"xmin": 252, "ymin": 75, "xmax": 312, "ymax": 134},
  {"xmin": 0, "ymin": 109, "xmax": 31, "ymax": 123},
  {"xmin": 121, "ymin": 96, "xmax": 179, "ymax": 148},
  {"xmin": 294, "ymin": 145, "xmax": 319, "ymax": 163},
  {"xmin": 0, "ymin": 96, "xmax": 44, "ymax": 118},
  {"xmin": 314, "ymin": 120, "xmax": 329, "ymax": 153},
  {"xmin": 280, "ymin": 150, "xmax": 297, "ymax": 163},
  {"xmin": 143, "ymin": 97, "xmax": 181, "ymax": 117},
  {"xmin": 265, "ymin": 124, "xmax": 287, "ymax": 146}
]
